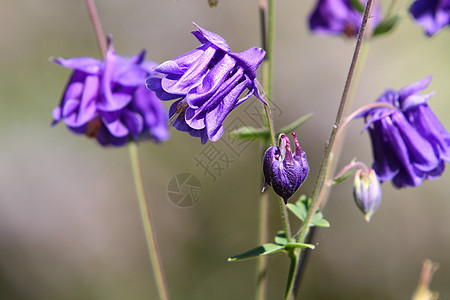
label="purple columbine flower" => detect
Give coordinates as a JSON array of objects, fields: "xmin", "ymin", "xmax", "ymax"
[
  {"xmin": 409, "ymin": 0, "xmax": 450, "ymax": 36},
  {"xmin": 309, "ymin": 0, "xmax": 381, "ymax": 37},
  {"xmin": 262, "ymin": 133, "xmax": 309, "ymax": 203},
  {"xmin": 360, "ymin": 76, "xmax": 450, "ymax": 188},
  {"xmin": 52, "ymin": 36, "xmax": 169, "ymax": 146},
  {"xmin": 146, "ymin": 23, "xmax": 266, "ymax": 144}
]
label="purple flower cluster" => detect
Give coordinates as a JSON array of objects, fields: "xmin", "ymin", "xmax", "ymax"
[
  {"xmin": 308, "ymin": 0, "xmax": 381, "ymax": 37},
  {"xmin": 147, "ymin": 24, "xmax": 266, "ymax": 144},
  {"xmin": 361, "ymin": 76, "xmax": 450, "ymax": 188},
  {"xmin": 410, "ymin": 0, "xmax": 450, "ymax": 36},
  {"xmin": 52, "ymin": 36, "xmax": 169, "ymax": 146},
  {"xmin": 263, "ymin": 133, "xmax": 309, "ymax": 203}
]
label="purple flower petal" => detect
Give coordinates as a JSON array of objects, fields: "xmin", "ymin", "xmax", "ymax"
[
  {"xmin": 192, "ymin": 23, "xmax": 230, "ymax": 53},
  {"xmin": 52, "ymin": 57, "xmax": 103, "ymax": 74},
  {"xmin": 399, "ymin": 75, "xmax": 432, "ymax": 101},
  {"xmin": 229, "ymin": 47, "xmax": 266, "ymax": 79}
]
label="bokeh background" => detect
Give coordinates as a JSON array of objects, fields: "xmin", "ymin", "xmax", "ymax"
[{"xmin": 1, "ymin": 0, "xmax": 449, "ymax": 299}]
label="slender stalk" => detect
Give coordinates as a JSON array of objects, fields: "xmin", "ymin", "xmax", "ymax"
[
  {"xmin": 256, "ymin": 79, "xmax": 277, "ymax": 146},
  {"xmin": 84, "ymin": 0, "xmax": 106, "ymax": 59},
  {"xmin": 255, "ymin": 1, "xmax": 274, "ymax": 299},
  {"xmin": 84, "ymin": 1, "xmax": 170, "ymax": 299},
  {"xmin": 279, "ymin": 197, "xmax": 292, "ymax": 241},
  {"xmin": 255, "ymin": 1, "xmax": 270, "ymax": 299},
  {"xmin": 298, "ymin": 0, "xmax": 374, "ymax": 245},
  {"xmin": 256, "ymin": 1, "xmax": 292, "ymax": 299},
  {"xmin": 284, "ymin": 250, "xmax": 299, "ymax": 300},
  {"xmin": 291, "ymin": 0, "xmax": 374, "ymax": 297},
  {"xmin": 267, "ymin": 0, "xmax": 274, "ymax": 90},
  {"xmin": 316, "ymin": 41, "xmax": 371, "ymax": 212},
  {"xmin": 255, "ymin": 190, "xmax": 270, "ymax": 300},
  {"xmin": 129, "ymin": 143, "xmax": 170, "ymax": 300}
]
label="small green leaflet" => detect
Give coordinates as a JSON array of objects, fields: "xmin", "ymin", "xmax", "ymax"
[
  {"xmin": 287, "ymin": 195, "xmax": 330, "ymax": 228},
  {"xmin": 227, "ymin": 243, "xmax": 284, "ymax": 262},
  {"xmin": 331, "ymin": 168, "xmax": 357, "ymax": 185},
  {"xmin": 228, "ymin": 231, "xmax": 314, "ymax": 262},
  {"xmin": 373, "ymin": 14, "xmax": 402, "ymax": 36},
  {"xmin": 230, "ymin": 113, "xmax": 313, "ymax": 141}
]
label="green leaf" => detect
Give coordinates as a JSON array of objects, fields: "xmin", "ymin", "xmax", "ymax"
[
  {"xmin": 287, "ymin": 195, "xmax": 330, "ymax": 228},
  {"xmin": 312, "ymin": 213, "xmax": 330, "ymax": 228},
  {"xmin": 373, "ymin": 14, "xmax": 401, "ymax": 36},
  {"xmin": 331, "ymin": 168, "xmax": 357, "ymax": 185},
  {"xmin": 349, "ymin": 0, "xmax": 364, "ymax": 13},
  {"xmin": 284, "ymin": 243, "xmax": 315, "ymax": 250},
  {"xmin": 230, "ymin": 113, "xmax": 313, "ymax": 141},
  {"xmin": 277, "ymin": 113, "xmax": 314, "ymax": 135},
  {"xmin": 229, "ymin": 126, "xmax": 269, "ymax": 140},
  {"xmin": 228, "ymin": 243, "xmax": 284, "ymax": 262},
  {"xmin": 286, "ymin": 195, "xmax": 309, "ymax": 222},
  {"xmin": 274, "ymin": 231, "xmax": 288, "ymax": 245}
]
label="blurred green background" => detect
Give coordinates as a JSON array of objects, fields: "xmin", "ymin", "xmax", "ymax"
[{"xmin": 0, "ymin": 0, "xmax": 449, "ymax": 299}]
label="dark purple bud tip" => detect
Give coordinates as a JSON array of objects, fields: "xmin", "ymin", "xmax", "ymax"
[{"xmin": 262, "ymin": 133, "xmax": 309, "ymax": 204}]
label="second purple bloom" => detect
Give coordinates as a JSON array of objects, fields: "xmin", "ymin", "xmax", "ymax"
[
  {"xmin": 360, "ymin": 76, "xmax": 450, "ymax": 188},
  {"xmin": 309, "ymin": 0, "xmax": 381, "ymax": 37},
  {"xmin": 147, "ymin": 23, "xmax": 266, "ymax": 144}
]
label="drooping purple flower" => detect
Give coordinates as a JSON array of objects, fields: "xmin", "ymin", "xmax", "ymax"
[
  {"xmin": 146, "ymin": 23, "xmax": 266, "ymax": 144},
  {"xmin": 353, "ymin": 168, "xmax": 381, "ymax": 222},
  {"xmin": 409, "ymin": 0, "xmax": 450, "ymax": 36},
  {"xmin": 360, "ymin": 76, "xmax": 450, "ymax": 188},
  {"xmin": 262, "ymin": 133, "xmax": 309, "ymax": 203},
  {"xmin": 52, "ymin": 36, "xmax": 169, "ymax": 146},
  {"xmin": 309, "ymin": 0, "xmax": 382, "ymax": 37}
]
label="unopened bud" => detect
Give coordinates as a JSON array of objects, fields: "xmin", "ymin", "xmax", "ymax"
[
  {"xmin": 262, "ymin": 133, "xmax": 309, "ymax": 203},
  {"xmin": 353, "ymin": 169, "xmax": 381, "ymax": 222}
]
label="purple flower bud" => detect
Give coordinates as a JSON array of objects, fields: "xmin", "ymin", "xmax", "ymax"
[
  {"xmin": 147, "ymin": 23, "xmax": 266, "ymax": 144},
  {"xmin": 52, "ymin": 36, "xmax": 169, "ymax": 146},
  {"xmin": 308, "ymin": 0, "xmax": 382, "ymax": 37},
  {"xmin": 409, "ymin": 0, "xmax": 450, "ymax": 36},
  {"xmin": 359, "ymin": 76, "xmax": 450, "ymax": 188},
  {"xmin": 353, "ymin": 169, "xmax": 381, "ymax": 222},
  {"xmin": 262, "ymin": 133, "xmax": 309, "ymax": 204}
]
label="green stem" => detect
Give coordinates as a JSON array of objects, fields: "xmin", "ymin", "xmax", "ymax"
[
  {"xmin": 316, "ymin": 40, "xmax": 371, "ymax": 212},
  {"xmin": 298, "ymin": 0, "xmax": 374, "ymax": 245},
  {"xmin": 256, "ymin": 1, "xmax": 292, "ymax": 299},
  {"xmin": 255, "ymin": 1, "xmax": 275, "ymax": 299},
  {"xmin": 284, "ymin": 250, "xmax": 299, "ymax": 300},
  {"xmin": 279, "ymin": 197, "xmax": 292, "ymax": 241},
  {"xmin": 256, "ymin": 79, "xmax": 276, "ymax": 146},
  {"xmin": 83, "ymin": 1, "xmax": 170, "ymax": 299},
  {"xmin": 267, "ymin": 0, "xmax": 274, "ymax": 99},
  {"xmin": 291, "ymin": 0, "xmax": 374, "ymax": 297},
  {"xmin": 255, "ymin": 190, "xmax": 270, "ymax": 300},
  {"xmin": 128, "ymin": 143, "xmax": 170, "ymax": 300}
]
